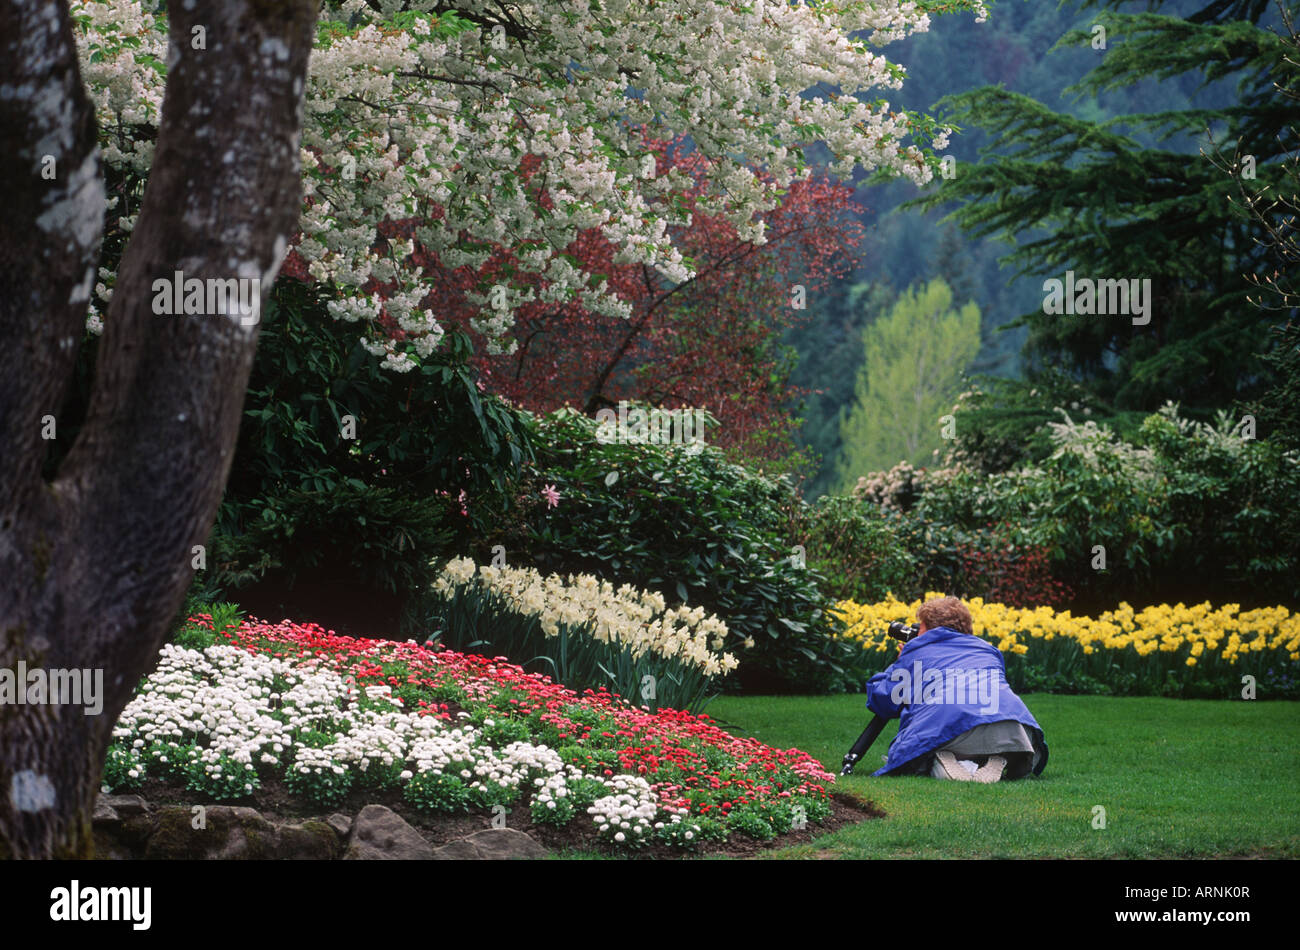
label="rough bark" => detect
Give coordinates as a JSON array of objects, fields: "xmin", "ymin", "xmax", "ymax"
[{"xmin": 0, "ymin": 0, "xmax": 317, "ymax": 859}]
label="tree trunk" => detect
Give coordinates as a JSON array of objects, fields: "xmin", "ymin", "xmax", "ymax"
[{"xmin": 0, "ymin": 0, "xmax": 317, "ymax": 859}]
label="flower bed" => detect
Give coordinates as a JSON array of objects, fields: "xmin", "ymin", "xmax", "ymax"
[
  {"xmin": 102, "ymin": 616, "xmax": 835, "ymax": 852},
  {"xmin": 427, "ymin": 557, "xmax": 737, "ymax": 712},
  {"xmin": 833, "ymin": 595, "xmax": 1300, "ymax": 698}
]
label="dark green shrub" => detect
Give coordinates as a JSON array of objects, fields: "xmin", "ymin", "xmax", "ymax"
[
  {"xmin": 726, "ymin": 804, "xmax": 777, "ymax": 840},
  {"xmin": 100, "ymin": 747, "xmax": 145, "ymax": 793},
  {"xmin": 185, "ymin": 755, "xmax": 260, "ymax": 802},
  {"xmin": 404, "ymin": 771, "xmax": 472, "ymax": 814},
  {"xmin": 943, "ymin": 374, "xmax": 1150, "ymax": 475},
  {"xmin": 790, "ymin": 495, "xmax": 919, "ymax": 603},
  {"xmin": 144, "ymin": 742, "xmax": 199, "ymax": 783},
  {"xmin": 490, "ymin": 407, "xmax": 861, "ymax": 692},
  {"xmin": 283, "ymin": 763, "xmax": 353, "ymax": 809},
  {"xmin": 192, "ymin": 280, "xmax": 534, "ymax": 634},
  {"xmin": 531, "ymin": 795, "xmax": 576, "ymax": 826},
  {"xmin": 1242, "ymin": 318, "xmax": 1300, "ymax": 454}
]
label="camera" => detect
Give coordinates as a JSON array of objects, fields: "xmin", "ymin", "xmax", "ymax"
[{"xmin": 888, "ymin": 620, "xmax": 920, "ymax": 643}]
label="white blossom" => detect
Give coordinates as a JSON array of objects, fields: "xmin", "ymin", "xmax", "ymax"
[{"xmin": 72, "ymin": 0, "xmax": 984, "ymax": 368}]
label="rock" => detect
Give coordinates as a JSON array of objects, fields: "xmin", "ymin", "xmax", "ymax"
[
  {"xmin": 112, "ymin": 805, "xmax": 338, "ymax": 860},
  {"xmin": 92, "ymin": 798, "xmax": 118, "ymax": 824},
  {"xmin": 101, "ymin": 794, "xmax": 150, "ymax": 817},
  {"xmin": 92, "ymin": 796, "xmax": 545, "ymax": 860},
  {"xmin": 91, "ymin": 794, "xmax": 153, "ymax": 859},
  {"xmin": 144, "ymin": 805, "xmax": 278, "ymax": 860},
  {"xmin": 92, "ymin": 833, "xmax": 134, "ymax": 860},
  {"xmin": 326, "ymin": 812, "xmax": 352, "ymax": 839},
  {"xmin": 465, "ymin": 828, "xmax": 549, "ymax": 860},
  {"xmin": 430, "ymin": 838, "xmax": 482, "ymax": 860},
  {"xmin": 344, "ymin": 805, "xmax": 433, "ymax": 860},
  {"xmin": 277, "ymin": 820, "xmax": 340, "ymax": 860},
  {"xmin": 432, "ymin": 828, "xmax": 548, "ymax": 860},
  {"xmin": 92, "ymin": 793, "xmax": 150, "ymax": 825}
]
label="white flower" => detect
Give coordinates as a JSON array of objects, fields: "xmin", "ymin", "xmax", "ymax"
[
  {"xmin": 73, "ymin": 0, "xmax": 959, "ymax": 374},
  {"xmin": 431, "ymin": 559, "xmax": 736, "ymax": 678}
]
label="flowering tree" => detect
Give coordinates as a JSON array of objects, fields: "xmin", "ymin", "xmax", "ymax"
[
  {"xmin": 424, "ymin": 138, "xmax": 866, "ymax": 462},
  {"xmin": 2, "ymin": 0, "xmax": 988, "ymax": 857},
  {"xmin": 81, "ymin": 0, "xmax": 982, "ymax": 365}
]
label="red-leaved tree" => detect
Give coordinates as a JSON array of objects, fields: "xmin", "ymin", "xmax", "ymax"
[
  {"xmin": 281, "ymin": 138, "xmax": 864, "ymax": 464},
  {"xmin": 464, "ymin": 140, "xmax": 865, "ymax": 463}
]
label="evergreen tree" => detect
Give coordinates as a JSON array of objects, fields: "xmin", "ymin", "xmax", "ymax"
[
  {"xmin": 836, "ymin": 279, "xmax": 981, "ymax": 486},
  {"xmin": 1231, "ymin": 3, "xmax": 1300, "ymax": 450},
  {"xmin": 1245, "ymin": 319, "xmax": 1300, "ymax": 449},
  {"xmin": 931, "ymin": 223, "xmax": 979, "ymax": 307},
  {"xmin": 786, "ymin": 280, "xmax": 897, "ymax": 497},
  {"xmin": 908, "ymin": 0, "xmax": 1298, "ymax": 414}
]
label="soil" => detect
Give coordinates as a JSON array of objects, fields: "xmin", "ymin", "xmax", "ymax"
[{"xmin": 127, "ymin": 777, "xmax": 884, "ymax": 859}]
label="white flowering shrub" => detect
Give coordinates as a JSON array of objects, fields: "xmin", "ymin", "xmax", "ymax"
[
  {"xmin": 1044, "ymin": 410, "xmax": 1159, "ymax": 479},
  {"xmin": 851, "ymin": 459, "xmax": 938, "ymax": 512},
  {"xmin": 72, "ymin": 0, "xmax": 990, "ymax": 366},
  {"xmin": 587, "ymin": 775, "xmax": 661, "ymax": 847}
]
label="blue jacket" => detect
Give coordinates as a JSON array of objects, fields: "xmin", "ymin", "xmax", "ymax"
[{"xmin": 865, "ymin": 626, "xmax": 1047, "ymax": 776}]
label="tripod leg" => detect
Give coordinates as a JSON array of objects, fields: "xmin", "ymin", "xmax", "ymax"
[{"xmin": 841, "ymin": 714, "xmax": 888, "ymax": 775}]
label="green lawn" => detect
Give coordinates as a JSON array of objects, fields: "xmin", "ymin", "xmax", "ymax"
[{"xmin": 703, "ymin": 694, "xmax": 1300, "ymax": 859}]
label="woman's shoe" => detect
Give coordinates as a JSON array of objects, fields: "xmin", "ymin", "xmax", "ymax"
[
  {"xmin": 935, "ymin": 750, "xmax": 976, "ymax": 781},
  {"xmin": 973, "ymin": 755, "xmax": 1006, "ymax": 783}
]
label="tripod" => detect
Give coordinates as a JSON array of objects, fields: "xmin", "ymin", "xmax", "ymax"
[{"xmin": 840, "ymin": 713, "xmax": 889, "ymax": 776}]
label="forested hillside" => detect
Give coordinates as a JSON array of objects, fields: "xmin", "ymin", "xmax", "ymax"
[{"xmin": 789, "ymin": 0, "xmax": 1254, "ymax": 498}]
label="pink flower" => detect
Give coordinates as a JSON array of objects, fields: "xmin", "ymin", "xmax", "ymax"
[{"xmin": 541, "ymin": 484, "xmax": 561, "ymax": 508}]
